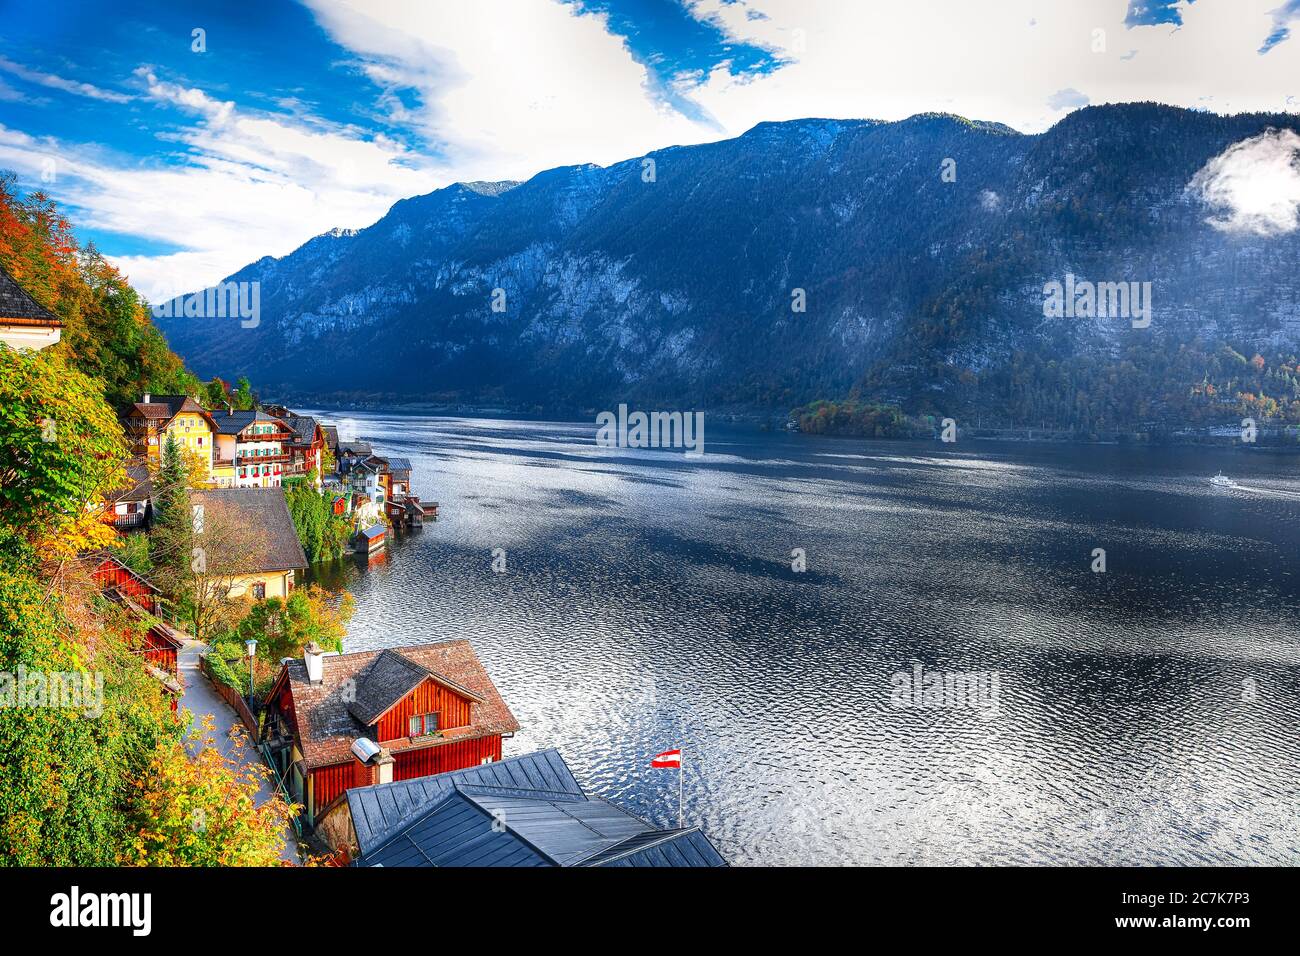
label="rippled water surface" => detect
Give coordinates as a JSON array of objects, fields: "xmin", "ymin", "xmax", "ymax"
[{"xmin": 304, "ymin": 411, "xmax": 1300, "ymax": 866}]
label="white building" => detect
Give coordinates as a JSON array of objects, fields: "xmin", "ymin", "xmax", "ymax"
[{"xmin": 213, "ymin": 409, "xmax": 293, "ymax": 489}]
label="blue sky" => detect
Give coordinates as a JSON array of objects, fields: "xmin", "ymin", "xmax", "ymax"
[{"xmin": 1, "ymin": 0, "xmax": 1296, "ymax": 296}]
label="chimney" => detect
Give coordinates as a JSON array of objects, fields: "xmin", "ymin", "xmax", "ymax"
[
  {"xmin": 143, "ymin": 392, "xmax": 151, "ymax": 404},
  {"xmin": 375, "ymin": 749, "xmax": 395, "ymax": 786},
  {"xmin": 304, "ymin": 642, "xmax": 325, "ymax": 684},
  {"xmin": 227, "ymin": 404, "xmax": 233, "ymax": 417}
]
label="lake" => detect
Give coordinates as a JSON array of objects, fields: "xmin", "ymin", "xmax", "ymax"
[{"xmin": 303, "ymin": 411, "xmax": 1300, "ymax": 866}]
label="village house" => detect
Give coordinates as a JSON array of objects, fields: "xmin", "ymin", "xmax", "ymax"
[
  {"xmin": 280, "ymin": 413, "xmax": 324, "ymax": 485},
  {"xmin": 259, "ymin": 640, "xmax": 519, "ymax": 831},
  {"xmin": 320, "ymin": 424, "xmax": 340, "ymax": 468},
  {"xmin": 330, "ymin": 748, "xmax": 727, "ymax": 867},
  {"xmin": 124, "ymin": 394, "xmax": 217, "ymax": 470},
  {"xmin": 189, "ymin": 487, "xmax": 307, "ymax": 599},
  {"xmin": 102, "ymin": 461, "xmax": 153, "ymax": 530},
  {"xmin": 89, "ymin": 553, "xmax": 184, "ymax": 706},
  {"xmin": 212, "ymin": 409, "xmax": 294, "ymax": 489},
  {"xmin": 0, "ymin": 264, "xmax": 62, "ymax": 351},
  {"xmin": 338, "ymin": 453, "xmax": 388, "ymax": 507},
  {"xmin": 337, "ymin": 450, "xmax": 437, "ymax": 527}
]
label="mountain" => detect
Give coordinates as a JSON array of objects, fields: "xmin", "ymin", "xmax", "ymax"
[{"xmin": 156, "ymin": 104, "xmax": 1300, "ymax": 424}]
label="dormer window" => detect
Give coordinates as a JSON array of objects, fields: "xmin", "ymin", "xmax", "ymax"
[{"xmin": 408, "ymin": 713, "xmax": 439, "ymax": 738}]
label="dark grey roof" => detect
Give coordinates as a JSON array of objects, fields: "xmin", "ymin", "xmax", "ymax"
[
  {"xmin": 364, "ymin": 790, "xmax": 548, "ymax": 867},
  {"xmin": 347, "ymin": 648, "xmax": 461, "ymax": 726},
  {"xmin": 190, "ymin": 488, "xmax": 308, "ymax": 571},
  {"xmin": 282, "ymin": 414, "xmax": 319, "ymax": 445},
  {"xmin": 0, "ymin": 265, "xmax": 59, "ymax": 324},
  {"xmin": 350, "ymin": 748, "xmax": 728, "ymax": 868},
  {"xmin": 338, "ymin": 441, "xmax": 372, "ymax": 457},
  {"xmin": 321, "ymin": 425, "xmax": 339, "ymax": 448},
  {"xmin": 212, "ymin": 409, "xmax": 285, "ymax": 435},
  {"xmin": 108, "ymin": 461, "xmax": 153, "ymax": 503},
  {"xmin": 348, "ymin": 748, "xmax": 584, "ymax": 854},
  {"xmin": 381, "ymin": 456, "xmax": 413, "ymax": 473},
  {"xmin": 577, "ymin": 828, "xmax": 727, "ymax": 867}
]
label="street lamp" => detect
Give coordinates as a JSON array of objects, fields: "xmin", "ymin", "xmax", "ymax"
[{"xmin": 245, "ymin": 639, "xmax": 258, "ymax": 708}]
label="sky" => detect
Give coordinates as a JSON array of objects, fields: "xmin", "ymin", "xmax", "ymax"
[{"xmin": 0, "ymin": 0, "xmax": 1297, "ymax": 298}]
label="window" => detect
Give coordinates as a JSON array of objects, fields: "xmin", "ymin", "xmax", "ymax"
[
  {"xmin": 251, "ymin": 582, "xmax": 266, "ymax": 600},
  {"xmin": 408, "ymin": 713, "xmax": 439, "ymax": 737}
]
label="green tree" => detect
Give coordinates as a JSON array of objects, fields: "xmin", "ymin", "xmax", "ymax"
[
  {"xmin": 149, "ymin": 432, "xmax": 192, "ymax": 603},
  {"xmin": 234, "ymin": 376, "xmax": 254, "ymax": 411},
  {"xmin": 225, "ymin": 585, "xmax": 351, "ymax": 665},
  {"xmin": 283, "ymin": 477, "xmax": 351, "ymax": 562}
]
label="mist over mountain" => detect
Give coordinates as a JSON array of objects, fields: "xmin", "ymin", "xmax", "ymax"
[{"xmin": 156, "ymin": 103, "xmax": 1300, "ymax": 424}]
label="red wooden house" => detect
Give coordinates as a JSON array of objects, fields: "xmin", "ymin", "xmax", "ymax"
[
  {"xmin": 260, "ymin": 641, "xmax": 519, "ymax": 830},
  {"xmin": 91, "ymin": 553, "xmax": 161, "ymax": 614},
  {"xmin": 90, "ymin": 554, "xmax": 184, "ymax": 703}
]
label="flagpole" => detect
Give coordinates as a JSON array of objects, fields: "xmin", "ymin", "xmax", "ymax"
[{"xmin": 678, "ymin": 746, "xmax": 684, "ymax": 829}]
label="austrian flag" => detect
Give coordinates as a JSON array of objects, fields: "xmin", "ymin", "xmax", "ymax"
[{"xmin": 652, "ymin": 748, "xmax": 682, "ymax": 768}]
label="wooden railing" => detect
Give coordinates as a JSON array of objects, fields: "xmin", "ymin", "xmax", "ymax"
[{"xmin": 199, "ymin": 655, "xmax": 260, "ymax": 737}]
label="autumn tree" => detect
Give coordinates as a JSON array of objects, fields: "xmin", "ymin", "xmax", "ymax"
[
  {"xmin": 0, "ymin": 344, "xmax": 125, "ymax": 560},
  {"xmin": 121, "ymin": 716, "xmax": 296, "ymax": 866},
  {"xmin": 152, "ymin": 491, "xmax": 265, "ymax": 641},
  {"xmin": 0, "ymin": 172, "xmax": 197, "ymax": 410}
]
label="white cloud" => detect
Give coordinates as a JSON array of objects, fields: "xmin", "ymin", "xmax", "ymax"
[
  {"xmin": 678, "ymin": 0, "xmax": 1300, "ymax": 133},
  {"xmin": 1046, "ymin": 88, "xmax": 1090, "ymax": 111},
  {"xmin": 1189, "ymin": 128, "xmax": 1300, "ymax": 236},
  {"xmin": 0, "ymin": 54, "xmax": 132, "ymax": 103},
  {"xmin": 0, "ymin": 73, "xmax": 440, "ymax": 297},
  {"xmin": 5, "ymin": 0, "xmax": 1300, "ymax": 296},
  {"xmin": 302, "ymin": 0, "xmax": 709, "ymax": 182}
]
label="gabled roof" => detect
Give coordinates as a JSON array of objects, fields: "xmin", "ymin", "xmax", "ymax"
[
  {"xmin": 380, "ymin": 456, "xmax": 413, "ymax": 473},
  {"xmin": 0, "ymin": 265, "xmax": 60, "ymax": 326},
  {"xmin": 270, "ymin": 640, "xmax": 519, "ymax": 770},
  {"xmin": 321, "ymin": 425, "xmax": 339, "ymax": 449},
  {"xmin": 189, "ymin": 488, "xmax": 308, "ymax": 572},
  {"xmin": 339, "ymin": 455, "xmax": 384, "ymax": 476},
  {"xmin": 346, "ymin": 648, "xmax": 484, "ymax": 727},
  {"xmin": 281, "ymin": 414, "xmax": 320, "ymax": 445},
  {"xmin": 127, "ymin": 395, "xmax": 212, "ymax": 427},
  {"xmin": 347, "ymin": 749, "xmax": 583, "ymax": 854},
  {"xmin": 212, "ymin": 409, "xmax": 288, "ymax": 436},
  {"xmin": 351, "ymin": 748, "xmax": 727, "ymax": 868},
  {"xmin": 338, "ymin": 441, "xmax": 372, "ymax": 457},
  {"xmin": 106, "ymin": 461, "xmax": 153, "ymax": 504}
]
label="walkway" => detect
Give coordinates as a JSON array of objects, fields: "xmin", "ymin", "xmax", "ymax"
[{"xmin": 177, "ymin": 638, "xmax": 301, "ymax": 863}]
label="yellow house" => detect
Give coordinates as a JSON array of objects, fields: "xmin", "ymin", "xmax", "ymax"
[
  {"xmin": 125, "ymin": 394, "xmax": 217, "ymax": 475},
  {"xmin": 190, "ymin": 487, "xmax": 308, "ymax": 601}
]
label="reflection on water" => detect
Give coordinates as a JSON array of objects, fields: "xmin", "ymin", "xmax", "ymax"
[{"xmin": 304, "ymin": 411, "xmax": 1300, "ymax": 865}]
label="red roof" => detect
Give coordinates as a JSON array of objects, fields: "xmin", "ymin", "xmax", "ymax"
[{"xmin": 270, "ymin": 641, "xmax": 519, "ymax": 769}]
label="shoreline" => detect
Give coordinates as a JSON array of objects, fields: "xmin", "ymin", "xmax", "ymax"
[{"xmin": 295, "ymin": 399, "xmax": 1300, "ymax": 451}]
